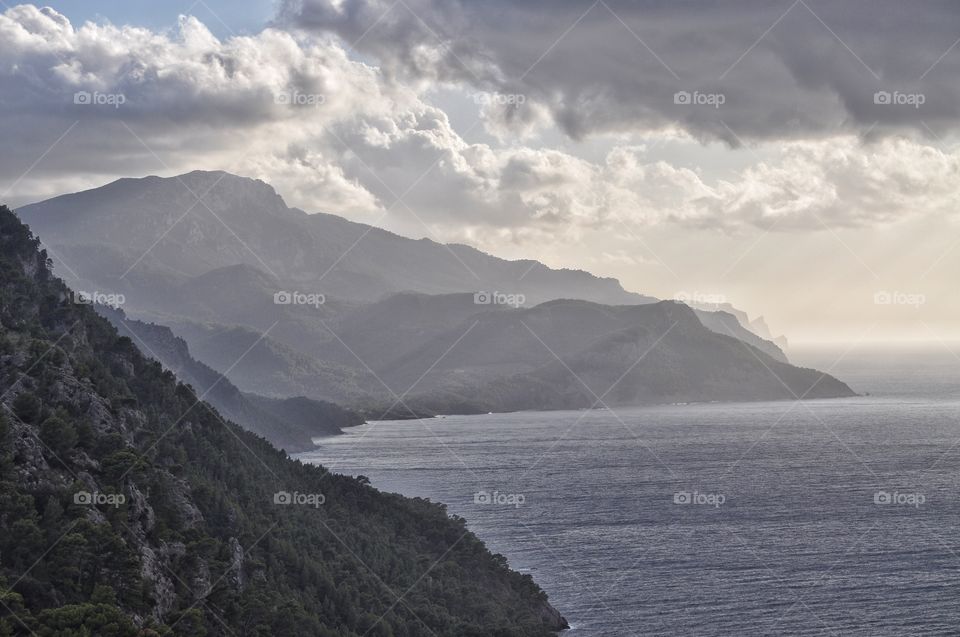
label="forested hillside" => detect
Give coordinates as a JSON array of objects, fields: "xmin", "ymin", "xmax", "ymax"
[{"xmin": 0, "ymin": 205, "xmax": 566, "ymax": 635}]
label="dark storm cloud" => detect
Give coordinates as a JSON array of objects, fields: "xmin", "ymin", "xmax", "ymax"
[{"xmin": 279, "ymin": 0, "xmax": 960, "ymax": 142}]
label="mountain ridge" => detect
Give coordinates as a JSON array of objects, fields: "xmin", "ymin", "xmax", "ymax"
[
  {"xmin": 15, "ymin": 171, "xmax": 853, "ymax": 422},
  {"xmin": 18, "ymin": 170, "xmax": 653, "ymax": 307},
  {"xmin": 366, "ymin": 299, "xmax": 853, "ymax": 415},
  {"xmin": 95, "ymin": 305, "xmax": 364, "ymax": 452},
  {"xmin": 0, "ymin": 203, "xmax": 567, "ymax": 635}
]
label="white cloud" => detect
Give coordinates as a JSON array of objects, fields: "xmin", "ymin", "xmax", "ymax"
[
  {"xmin": 395, "ymin": 135, "xmax": 960, "ymax": 248},
  {"xmin": 668, "ymin": 137, "xmax": 960, "ymax": 231},
  {"xmin": 2, "ymin": 4, "xmax": 960, "ymax": 252},
  {"xmin": 0, "ymin": 4, "xmax": 414, "ymax": 204}
]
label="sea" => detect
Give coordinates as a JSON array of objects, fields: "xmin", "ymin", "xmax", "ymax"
[{"xmin": 299, "ymin": 346, "xmax": 960, "ymax": 636}]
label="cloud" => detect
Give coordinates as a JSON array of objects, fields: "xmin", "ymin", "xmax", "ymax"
[
  {"xmin": 2, "ymin": 4, "xmax": 959, "ymax": 250},
  {"xmin": 601, "ymin": 138, "xmax": 960, "ymax": 232},
  {"xmin": 279, "ymin": 0, "xmax": 960, "ymax": 142},
  {"xmin": 0, "ymin": 4, "xmax": 412, "ymax": 206},
  {"xmin": 315, "ymin": 114, "xmax": 960, "ymax": 244}
]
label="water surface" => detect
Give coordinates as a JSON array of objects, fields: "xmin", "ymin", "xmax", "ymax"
[{"xmin": 300, "ymin": 347, "xmax": 960, "ymax": 635}]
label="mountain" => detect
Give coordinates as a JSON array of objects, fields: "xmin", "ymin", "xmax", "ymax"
[
  {"xmin": 689, "ymin": 301, "xmax": 789, "ymax": 352},
  {"xmin": 0, "ymin": 205, "xmax": 566, "ymax": 634},
  {"xmin": 133, "ymin": 291, "xmax": 846, "ymax": 416},
  {"xmin": 693, "ymin": 309, "xmax": 787, "ymax": 362},
  {"xmin": 332, "ymin": 297, "xmax": 853, "ymax": 415},
  {"xmin": 157, "ymin": 318, "xmax": 377, "ymax": 404},
  {"xmin": 17, "ymin": 172, "xmax": 789, "ymax": 361},
  {"xmin": 471, "ymin": 303, "xmax": 848, "ymax": 411},
  {"xmin": 95, "ymin": 305, "xmax": 364, "ymax": 452},
  {"xmin": 15, "ymin": 171, "xmax": 849, "ymax": 419},
  {"xmin": 17, "ymin": 170, "xmax": 652, "ymax": 307}
]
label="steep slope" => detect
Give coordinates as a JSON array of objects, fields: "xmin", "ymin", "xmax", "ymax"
[
  {"xmin": 693, "ymin": 309, "xmax": 787, "ymax": 362},
  {"xmin": 162, "ymin": 319, "xmax": 376, "ymax": 402},
  {"xmin": 17, "ymin": 170, "xmax": 652, "ymax": 307},
  {"xmin": 0, "ymin": 206, "xmax": 566, "ymax": 635},
  {"xmin": 244, "ymin": 394, "xmax": 362, "ymax": 438},
  {"xmin": 689, "ymin": 301, "xmax": 789, "ymax": 352},
  {"xmin": 95, "ymin": 306, "xmax": 363, "ymax": 452}
]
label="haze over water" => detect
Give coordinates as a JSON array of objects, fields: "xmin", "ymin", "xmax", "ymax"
[{"xmin": 303, "ymin": 346, "xmax": 960, "ymax": 635}]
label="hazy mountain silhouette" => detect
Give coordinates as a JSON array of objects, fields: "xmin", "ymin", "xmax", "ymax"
[
  {"xmin": 95, "ymin": 305, "xmax": 363, "ymax": 452},
  {"xmin": 19, "ymin": 170, "xmax": 652, "ymax": 306},
  {"xmin": 334, "ymin": 297, "xmax": 852, "ymax": 415},
  {"xmin": 17, "ymin": 171, "xmax": 852, "ymax": 422}
]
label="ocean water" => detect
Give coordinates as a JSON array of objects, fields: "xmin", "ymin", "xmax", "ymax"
[{"xmin": 299, "ymin": 347, "xmax": 960, "ymax": 635}]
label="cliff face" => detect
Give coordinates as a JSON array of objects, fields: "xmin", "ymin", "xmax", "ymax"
[
  {"xmin": 0, "ymin": 206, "xmax": 566, "ymax": 635},
  {"xmin": 693, "ymin": 309, "xmax": 788, "ymax": 363}
]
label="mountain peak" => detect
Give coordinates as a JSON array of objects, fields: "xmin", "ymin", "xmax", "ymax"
[
  {"xmin": 173, "ymin": 169, "xmax": 279, "ymax": 194},
  {"xmin": 18, "ymin": 171, "xmax": 655, "ymax": 306}
]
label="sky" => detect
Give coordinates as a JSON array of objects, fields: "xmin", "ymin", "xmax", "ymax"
[
  {"xmin": 2, "ymin": 1, "xmax": 960, "ymax": 344},
  {"xmin": 28, "ymin": 0, "xmax": 274, "ymax": 37}
]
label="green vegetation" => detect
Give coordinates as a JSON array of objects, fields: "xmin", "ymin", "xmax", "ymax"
[{"xmin": 0, "ymin": 206, "xmax": 565, "ymax": 636}]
